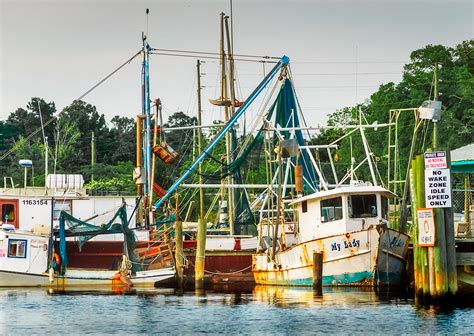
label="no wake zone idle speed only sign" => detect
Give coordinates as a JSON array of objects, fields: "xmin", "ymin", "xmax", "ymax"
[{"xmin": 424, "ymin": 151, "xmax": 452, "ymax": 208}]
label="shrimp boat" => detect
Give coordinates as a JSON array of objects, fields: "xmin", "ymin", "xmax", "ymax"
[
  {"xmin": 253, "ymin": 183, "xmax": 409, "ymax": 286},
  {"xmin": 252, "ymin": 112, "xmax": 410, "ymax": 287},
  {"xmin": 0, "ymin": 203, "xmax": 175, "ymax": 288}
]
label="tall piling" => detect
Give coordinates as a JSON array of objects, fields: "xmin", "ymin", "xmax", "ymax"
[
  {"xmin": 444, "ymin": 152, "xmax": 458, "ymax": 295},
  {"xmin": 412, "ymin": 154, "xmax": 430, "ymax": 300},
  {"xmin": 413, "ymin": 151, "xmax": 458, "ymax": 303},
  {"xmin": 195, "ymin": 218, "xmax": 206, "ymax": 290}
]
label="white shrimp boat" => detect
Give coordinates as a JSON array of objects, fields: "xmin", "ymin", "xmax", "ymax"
[
  {"xmin": 252, "ymin": 113, "xmax": 410, "ymax": 287},
  {"xmin": 253, "ymin": 184, "xmax": 409, "ymax": 286},
  {"xmin": 0, "ymin": 204, "xmax": 175, "ymax": 288}
]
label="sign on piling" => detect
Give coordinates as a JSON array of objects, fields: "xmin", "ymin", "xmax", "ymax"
[
  {"xmin": 424, "ymin": 151, "xmax": 447, "ymax": 169},
  {"xmin": 424, "ymin": 168, "xmax": 452, "ymax": 208},
  {"xmin": 424, "ymin": 151, "xmax": 451, "ymax": 208},
  {"xmin": 417, "ymin": 208, "xmax": 435, "ymax": 247}
]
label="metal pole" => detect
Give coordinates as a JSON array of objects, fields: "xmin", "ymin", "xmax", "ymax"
[
  {"xmin": 271, "ymin": 148, "xmax": 283, "ymax": 260},
  {"xmin": 91, "ymin": 132, "xmax": 95, "ymax": 182},
  {"xmin": 197, "ymin": 60, "xmax": 204, "ymax": 220},
  {"xmin": 174, "ymin": 192, "xmax": 184, "ymax": 289},
  {"xmin": 45, "ymin": 136, "xmax": 48, "ymax": 187},
  {"xmin": 360, "ymin": 127, "xmax": 378, "ymax": 186}
]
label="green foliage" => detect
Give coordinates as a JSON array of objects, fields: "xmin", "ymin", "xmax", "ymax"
[
  {"xmin": 83, "ymin": 162, "xmax": 135, "ymax": 194},
  {"xmin": 311, "ymin": 40, "xmax": 473, "ymax": 187}
]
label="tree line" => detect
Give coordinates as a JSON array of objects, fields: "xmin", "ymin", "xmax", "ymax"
[{"xmin": 0, "ymin": 41, "xmax": 471, "ymax": 196}]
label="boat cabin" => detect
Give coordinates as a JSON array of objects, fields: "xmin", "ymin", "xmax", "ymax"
[
  {"xmin": 0, "ymin": 186, "xmax": 140, "ymax": 241},
  {"xmin": 291, "ymin": 184, "xmax": 393, "ymax": 243},
  {"xmin": 0, "ymin": 228, "xmax": 49, "ymax": 276}
]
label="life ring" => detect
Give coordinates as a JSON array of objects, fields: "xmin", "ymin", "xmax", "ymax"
[{"xmin": 52, "ymin": 252, "xmax": 61, "ymax": 270}]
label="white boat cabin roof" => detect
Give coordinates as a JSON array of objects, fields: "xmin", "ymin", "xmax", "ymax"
[{"xmin": 290, "ymin": 185, "xmax": 395, "ymax": 205}]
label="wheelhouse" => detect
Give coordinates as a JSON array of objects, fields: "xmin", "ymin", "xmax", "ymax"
[{"xmin": 291, "ymin": 185, "xmax": 394, "ymax": 242}]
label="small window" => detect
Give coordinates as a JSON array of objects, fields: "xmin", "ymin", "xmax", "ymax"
[
  {"xmin": 381, "ymin": 196, "xmax": 389, "ymax": 220},
  {"xmin": 53, "ymin": 200, "xmax": 72, "ymax": 220},
  {"xmin": 349, "ymin": 194, "xmax": 377, "ymax": 218},
  {"xmin": 321, "ymin": 197, "xmax": 343, "ymax": 223},
  {"xmin": 8, "ymin": 239, "xmax": 27, "ymax": 258},
  {"xmin": 2, "ymin": 204, "xmax": 15, "ymax": 223},
  {"xmin": 302, "ymin": 200, "xmax": 308, "ymax": 213}
]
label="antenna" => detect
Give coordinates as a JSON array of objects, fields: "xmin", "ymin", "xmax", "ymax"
[
  {"xmin": 145, "ymin": 8, "xmax": 150, "ymax": 40},
  {"xmin": 37, "ymin": 100, "xmax": 49, "ymax": 185}
]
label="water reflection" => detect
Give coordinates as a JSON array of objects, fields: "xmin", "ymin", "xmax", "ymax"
[
  {"xmin": 252, "ymin": 285, "xmax": 410, "ymax": 307},
  {"xmin": 0, "ymin": 285, "xmax": 472, "ymax": 334}
]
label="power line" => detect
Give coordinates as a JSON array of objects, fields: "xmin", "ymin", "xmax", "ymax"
[
  {"xmin": 151, "ymin": 48, "xmax": 279, "ymax": 60},
  {"xmin": 0, "ymin": 49, "xmax": 142, "ymax": 162},
  {"xmin": 150, "ymin": 51, "xmax": 278, "ymax": 64}
]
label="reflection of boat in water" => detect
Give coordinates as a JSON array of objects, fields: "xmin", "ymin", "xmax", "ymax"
[{"xmin": 253, "ymin": 285, "xmax": 392, "ymax": 307}]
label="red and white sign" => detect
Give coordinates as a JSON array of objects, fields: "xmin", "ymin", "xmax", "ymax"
[
  {"xmin": 424, "ymin": 151, "xmax": 447, "ymax": 169},
  {"xmin": 417, "ymin": 208, "xmax": 435, "ymax": 247}
]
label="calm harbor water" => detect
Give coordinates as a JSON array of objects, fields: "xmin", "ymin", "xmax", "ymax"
[{"xmin": 0, "ymin": 286, "xmax": 472, "ymax": 334}]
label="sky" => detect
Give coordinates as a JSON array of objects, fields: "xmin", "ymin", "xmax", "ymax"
[{"xmin": 0, "ymin": 0, "xmax": 472, "ymax": 129}]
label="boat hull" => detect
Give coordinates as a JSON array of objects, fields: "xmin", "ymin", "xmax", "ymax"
[
  {"xmin": 253, "ymin": 226, "xmax": 409, "ymax": 287},
  {"xmin": 0, "ymin": 267, "xmax": 175, "ymax": 288}
]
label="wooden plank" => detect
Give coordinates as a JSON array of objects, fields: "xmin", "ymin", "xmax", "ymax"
[{"xmin": 456, "ymin": 252, "xmax": 474, "ymax": 266}]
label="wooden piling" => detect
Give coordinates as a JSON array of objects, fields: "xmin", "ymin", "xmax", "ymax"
[
  {"xmin": 195, "ymin": 218, "xmax": 207, "ymax": 290},
  {"xmin": 312, "ymin": 252, "xmax": 323, "ymax": 295},
  {"xmin": 444, "ymin": 152, "xmax": 458, "ymax": 296},
  {"xmin": 413, "ymin": 154, "xmax": 430, "ymax": 301}
]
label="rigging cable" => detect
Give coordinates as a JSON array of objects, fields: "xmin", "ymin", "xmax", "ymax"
[{"xmin": 0, "ymin": 49, "xmax": 142, "ymax": 162}]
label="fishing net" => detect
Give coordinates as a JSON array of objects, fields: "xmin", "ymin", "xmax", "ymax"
[{"xmin": 58, "ymin": 205, "xmax": 141, "ymax": 275}]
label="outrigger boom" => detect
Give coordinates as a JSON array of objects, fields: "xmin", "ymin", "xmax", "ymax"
[{"xmin": 153, "ymin": 55, "xmax": 290, "ymax": 210}]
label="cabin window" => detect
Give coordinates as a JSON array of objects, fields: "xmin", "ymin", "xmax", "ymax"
[
  {"xmin": 348, "ymin": 194, "xmax": 377, "ymax": 218},
  {"xmin": 8, "ymin": 239, "xmax": 27, "ymax": 258},
  {"xmin": 1, "ymin": 204, "xmax": 15, "ymax": 223},
  {"xmin": 53, "ymin": 200, "xmax": 72, "ymax": 220},
  {"xmin": 320, "ymin": 197, "xmax": 343, "ymax": 223},
  {"xmin": 381, "ymin": 196, "xmax": 389, "ymax": 220},
  {"xmin": 0, "ymin": 200, "xmax": 18, "ymax": 228},
  {"xmin": 302, "ymin": 200, "xmax": 308, "ymax": 213}
]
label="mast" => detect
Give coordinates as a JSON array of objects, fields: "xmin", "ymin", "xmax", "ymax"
[
  {"xmin": 197, "ymin": 60, "xmax": 204, "ymax": 220},
  {"xmin": 220, "ymin": 13, "xmax": 234, "ymax": 233},
  {"xmin": 142, "ymin": 9, "xmax": 153, "ymax": 225}
]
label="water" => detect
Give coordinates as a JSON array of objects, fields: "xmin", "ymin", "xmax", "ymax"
[{"xmin": 0, "ymin": 286, "xmax": 472, "ymax": 334}]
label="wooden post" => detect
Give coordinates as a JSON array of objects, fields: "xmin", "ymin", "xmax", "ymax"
[
  {"xmin": 444, "ymin": 152, "xmax": 458, "ymax": 296},
  {"xmin": 312, "ymin": 252, "xmax": 323, "ymax": 295},
  {"xmin": 195, "ymin": 218, "xmax": 206, "ymax": 290},
  {"xmin": 413, "ymin": 154, "xmax": 430, "ymax": 301},
  {"xmin": 174, "ymin": 192, "xmax": 184, "ymax": 288}
]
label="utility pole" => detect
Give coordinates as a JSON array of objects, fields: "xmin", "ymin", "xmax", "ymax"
[
  {"xmin": 195, "ymin": 59, "xmax": 206, "ymax": 290},
  {"xmin": 91, "ymin": 132, "xmax": 95, "ymax": 182}
]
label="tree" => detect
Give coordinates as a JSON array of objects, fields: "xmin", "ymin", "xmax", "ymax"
[{"xmin": 58, "ymin": 100, "xmax": 109, "ymax": 168}]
